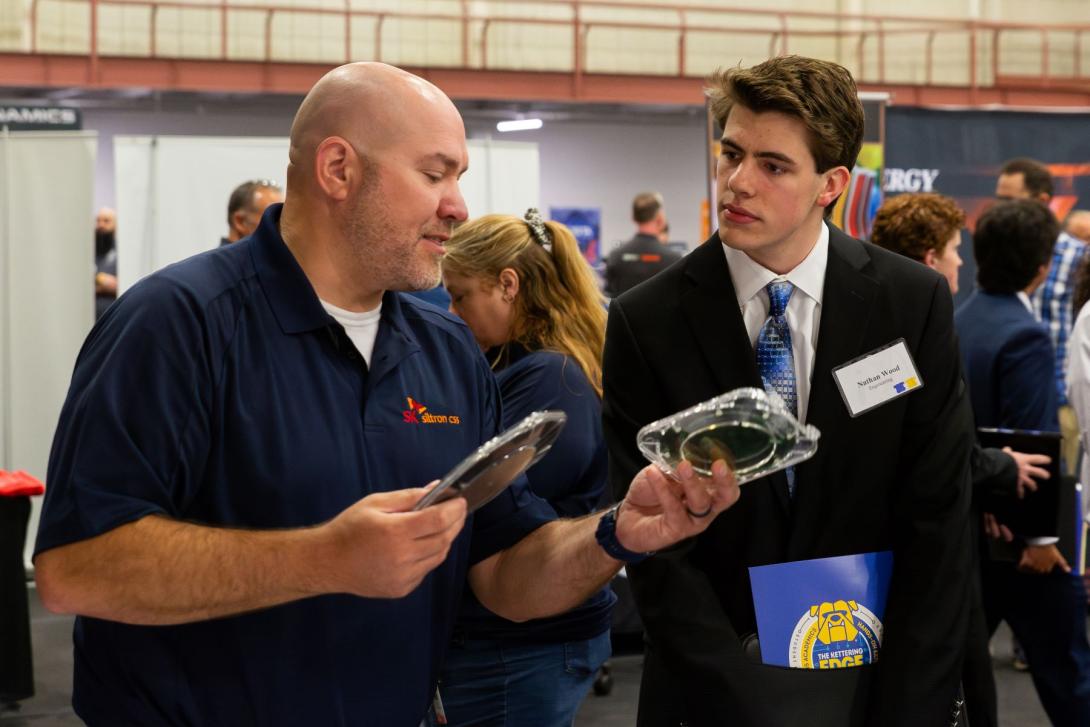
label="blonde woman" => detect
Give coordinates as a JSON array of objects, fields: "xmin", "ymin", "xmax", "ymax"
[{"xmin": 439, "ymin": 209, "xmax": 613, "ymax": 726}]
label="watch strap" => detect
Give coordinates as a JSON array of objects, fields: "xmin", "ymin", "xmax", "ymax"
[{"xmin": 595, "ymin": 503, "xmax": 652, "ymax": 564}]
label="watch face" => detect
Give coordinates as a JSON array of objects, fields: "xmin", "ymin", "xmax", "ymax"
[
  {"xmin": 636, "ymin": 387, "xmax": 819, "ymax": 484},
  {"xmin": 412, "ymin": 410, "xmax": 567, "ymax": 512}
]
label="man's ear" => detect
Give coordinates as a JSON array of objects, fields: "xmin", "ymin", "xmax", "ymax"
[
  {"xmin": 314, "ymin": 136, "xmax": 357, "ymax": 202},
  {"xmin": 230, "ymin": 210, "xmax": 248, "ymax": 236},
  {"xmin": 655, "ymin": 210, "xmax": 668, "ymax": 233},
  {"xmin": 817, "ymin": 166, "xmax": 852, "ymax": 210}
]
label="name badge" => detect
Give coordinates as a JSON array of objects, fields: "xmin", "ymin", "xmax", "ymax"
[{"xmin": 832, "ymin": 339, "xmax": 923, "ymax": 417}]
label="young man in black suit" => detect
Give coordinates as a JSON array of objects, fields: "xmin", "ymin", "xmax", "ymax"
[{"xmin": 602, "ymin": 55, "xmax": 975, "ymax": 726}]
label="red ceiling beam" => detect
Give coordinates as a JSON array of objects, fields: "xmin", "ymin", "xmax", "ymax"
[
  {"xmin": 861, "ymin": 82, "xmax": 1090, "ymax": 108},
  {"xmin": 0, "ymin": 53, "xmax": 709, "ymax": 104},
  {"xmin": 418, "ymin": 68, "xmax": 707, "ymax": 105},
  {"xmin": 4, "ymin": 53, "xmax": 1090, "ymax": 109}
]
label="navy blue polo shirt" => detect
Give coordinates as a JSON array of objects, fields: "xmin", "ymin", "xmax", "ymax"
[
  {"xmin": 35, "ymin": 205, "xmax": 555, "ymax": 726},
  {"xmin": 454, "ymin": 344, "xmax": 615, "ymax": 643}
]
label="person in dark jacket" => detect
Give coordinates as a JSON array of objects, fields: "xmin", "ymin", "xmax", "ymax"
[
  {"xmin": 956, "ymin": 199, "xmax": 1090, "ymax": 727},
  {"xmin": 870, "ymin": 192, "xmax": 1052, "ymax": 727},
  {"xmin": 602, "ymin": 192, "xmax": 681, "ymax": 297}
]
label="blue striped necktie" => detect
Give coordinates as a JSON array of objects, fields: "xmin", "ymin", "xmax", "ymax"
[{"xmin": 756, "ymin": 279, "xmax": 798, "ymax": 496}]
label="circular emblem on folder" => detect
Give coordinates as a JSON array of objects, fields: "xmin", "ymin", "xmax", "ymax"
[{"xmin": 788, "ymin": 599, "xmax": 883, "ymax": 669}]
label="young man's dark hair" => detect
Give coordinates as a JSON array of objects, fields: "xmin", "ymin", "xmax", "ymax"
[
  {"xmin": 705, "ymin": 55, "xmax": 864, "ymax": 194},
  {"xmin": 999, "ymin": 158, "xmax": 1053, "ymax": 199},
  {"xmin": 974, "ymin": 199, "xmax": 1058, "ymax": 294}
]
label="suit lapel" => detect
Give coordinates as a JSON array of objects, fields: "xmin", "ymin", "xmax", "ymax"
[
  {"xmin": 805, "ymin": 228, "xmax": 878, "ymax": 425},
  {"xmin": 679, "ymin": 237, "xmax": 762, "ymax": 394},
  {"xmin": 679, "ymin": 236, "xmax": 792, "ymax": 513}
]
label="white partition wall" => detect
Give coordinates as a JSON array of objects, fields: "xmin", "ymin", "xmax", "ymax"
[
  {"xmin": 0, "ymin": 131, "xmax": 96, "ymax": 568},
  {"xmin": 114, "ymin": 136, "xmax": 289, "ymax": 293},
  {"xmin": 115, "ymin": 135, "xmax": 539, "ymax": 290},
  {"xmin": 465, "ymin": 138, "xmax": 540, "ymax": 218}
]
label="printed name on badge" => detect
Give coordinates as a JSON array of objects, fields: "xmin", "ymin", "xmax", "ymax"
[{"xmin": 832, "ymin": 339, "xmax": 923, "ymax": 418}]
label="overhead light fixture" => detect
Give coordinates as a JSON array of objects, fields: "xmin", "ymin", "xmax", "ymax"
[{"xmin": 496, "ymin": 118, "xmax": 543, "ymax": 132}]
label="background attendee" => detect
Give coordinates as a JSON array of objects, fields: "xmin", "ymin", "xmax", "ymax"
[
  {"xmin": 955, "ymin": 198, "xmax": 1090, "ymax": 727},
  {"xmin": 996, "ymin": 158, "xmax": 1089, "ymax": 474},
  {"xmin": 1065, "ymin": 249, "xmax": 1090, "ymax": 604},
  {"xmin": 407, "ymin": 283, "xmax": 452, "ymax": 310},
  {"xmin": 603, "ymin": 55, "xmax": 974, "ymax": 726},
  {"xmin": 602, "ymin": 191, "xmax": 681, "ymax": 297},
  {"xmin": 1065, "ymin": 210, "xmax": 1090, "ymax": 244},
  {"xmin": 869, "ymin": 192, "xmax": 963, "ymax": 293},
  {"xmin": 93, "ymin": 207, "xmax": 117, "ymax": 321},
  {"xmin": 870, "ymin": 191, "xmax": 1052, "ymax": 727},
  {"xmin": 32, "ymin": 62, "xmax": 739, "ymax": 726},
  {"xmin": 221, "ymin": 179, "xmax": 283, "ymax": 246},
  {"xmin": 440, "ymin": 209, "xmax": 613, "ymax": 726}
]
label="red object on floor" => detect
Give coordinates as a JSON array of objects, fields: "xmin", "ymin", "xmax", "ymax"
[{"xmin": 0, "ymin": 470, "xmax": 44, "ymax": 497}]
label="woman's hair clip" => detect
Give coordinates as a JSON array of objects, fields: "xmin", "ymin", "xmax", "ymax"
[{"xmin": 524, "ymin": 208, "xmax": 553, "ymax": 252}]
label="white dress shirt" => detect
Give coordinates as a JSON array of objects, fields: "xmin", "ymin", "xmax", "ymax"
[
  {"xmin": 1016, "ymin": 290, "xmax": 1035, "ymax": 316},
  {"xmin": 722, "ymin": 222, "xmax": 829, "ymax": 425}
]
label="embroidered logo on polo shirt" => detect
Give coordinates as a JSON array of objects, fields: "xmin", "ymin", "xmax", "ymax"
[{"xmin": 402, "ymin": 397, "xmax": 461, "ymax": 425}]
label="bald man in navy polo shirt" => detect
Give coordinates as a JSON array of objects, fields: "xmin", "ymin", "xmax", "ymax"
[{"xmin": 32, "ymin": 63, "xmax": 741, "ymax": 726}]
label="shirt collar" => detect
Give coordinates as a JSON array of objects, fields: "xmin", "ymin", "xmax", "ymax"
[
  {"xmin": 1060, "ymin": 230, "xmax": 1086, "ymax": 249},
  {"xmin": 249, "ymin": 203, "xmax": 334, "ymax": 334},
  {"xmin": 484, "ymin": 340, "xmax": 531, "ymax": 372},
  {"xmin": 722, "ymin": 221, "xmax": 830, "ymax": 307},
  {"xmin": 249, "ymin": 204, "xmax": 423, "ymax": 363},
  {"xmin": 1016, "ymin": 290, "xmax": 1035, "ymax": 313}
]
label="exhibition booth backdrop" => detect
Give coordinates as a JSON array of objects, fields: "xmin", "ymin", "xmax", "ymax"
[{"xmin": 883, "ymin": 106, "xmax": 1090, "ymax": 306}]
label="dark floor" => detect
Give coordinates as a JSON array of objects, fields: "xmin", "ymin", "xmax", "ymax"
[{"xmin": 0, "ymin": 586, "xmax": 1054, "ymax": 726}]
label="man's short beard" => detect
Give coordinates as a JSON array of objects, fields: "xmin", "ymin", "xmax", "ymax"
[
  {"xmin": 408, "ymin": 259, "xmax": 442, "ymax": 291},
  {"xmin": 341, "ymin": 167, "xmax": 441, "ymax": 293}
]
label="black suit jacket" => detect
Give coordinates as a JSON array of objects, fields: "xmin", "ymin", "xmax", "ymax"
[{"xmin": 603, "ymin": 227, "xmax": 974, "ymax": 727}]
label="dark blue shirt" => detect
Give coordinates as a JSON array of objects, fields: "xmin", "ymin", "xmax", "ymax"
[
  {"xmin": 36, "ymin": 205, "xmax": 555, "ymax": 726},
  {"xmin": 407, "ymin": 284, "xmax": 452, "ymax": 310},
  {"xmin": 454, "ymin": 344, "xmax": 615, "ymax": 643}
]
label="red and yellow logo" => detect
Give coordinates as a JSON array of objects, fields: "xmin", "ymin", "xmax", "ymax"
[{"xmin": 402, "ymin": 397, "xmax": 461, "ymax": 425}]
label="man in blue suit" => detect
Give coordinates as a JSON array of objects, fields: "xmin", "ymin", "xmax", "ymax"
[{"xmin": 956, "ymin": 198, "xmax": 1090, "ymax": 727}]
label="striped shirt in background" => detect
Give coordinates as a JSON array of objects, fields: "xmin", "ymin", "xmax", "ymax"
[{"xmin": 1032, "ymin": 230, "xmax": 1090, "ymax": 406}]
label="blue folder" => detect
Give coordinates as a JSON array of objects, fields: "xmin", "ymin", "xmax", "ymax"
[{"xmin": 749, "ymin": 551, "xmax": 893, "ymax": 669}]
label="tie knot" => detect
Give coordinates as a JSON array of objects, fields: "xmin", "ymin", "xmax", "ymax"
[{"xmin": 766, "ymin": 280, "xmax": 794, "ymax": 318}]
